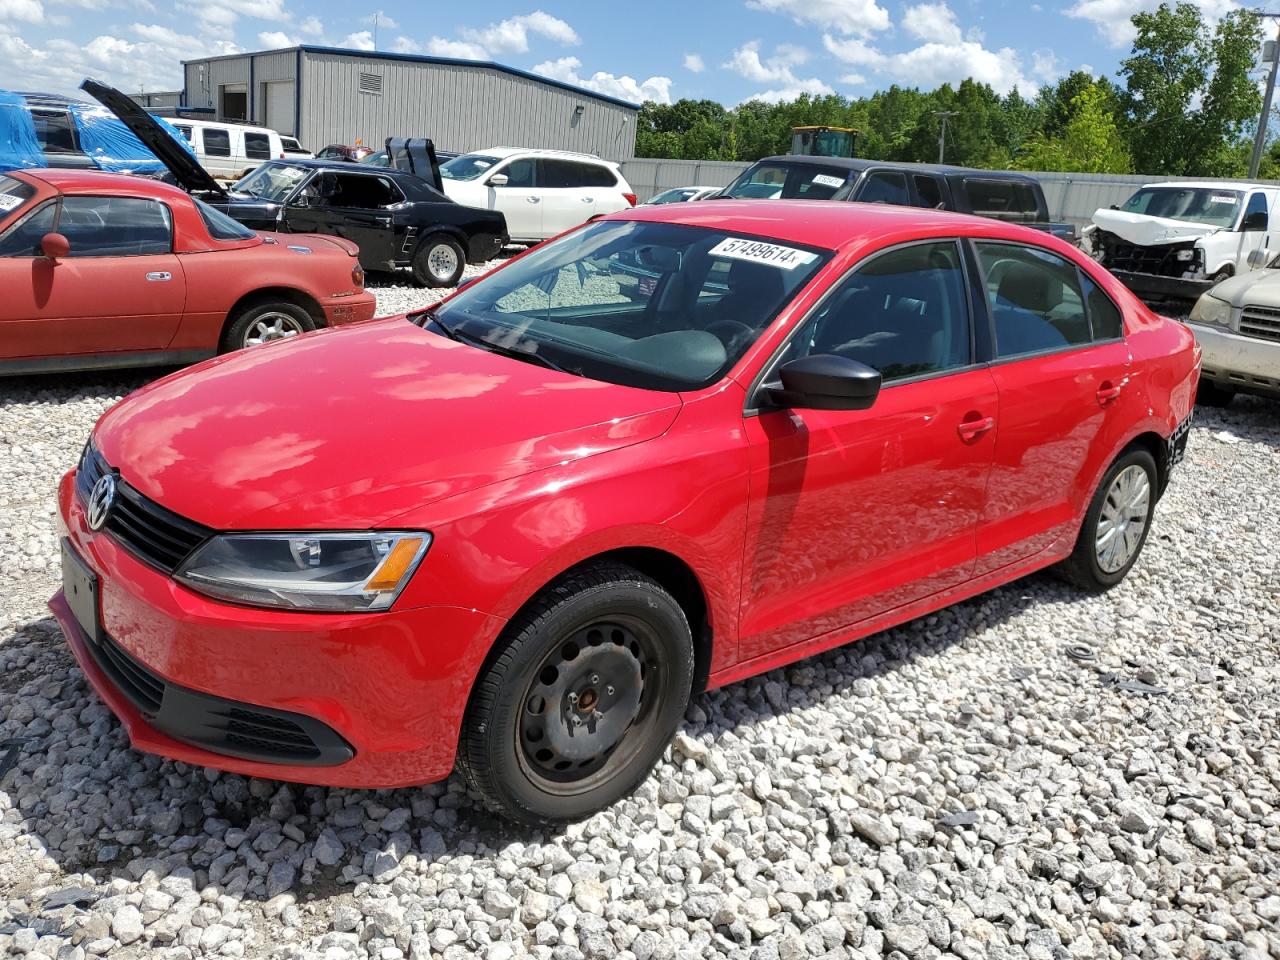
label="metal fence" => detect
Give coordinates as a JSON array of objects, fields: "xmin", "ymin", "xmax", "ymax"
[{"xmin": 618, "ymin": 158, "xmax": 1280, "ymax": 229}]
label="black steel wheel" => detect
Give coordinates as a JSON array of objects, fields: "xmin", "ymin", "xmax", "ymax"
[{"xmin": 459, "ymin": 562, "xmax": 694, "ymax": 825}]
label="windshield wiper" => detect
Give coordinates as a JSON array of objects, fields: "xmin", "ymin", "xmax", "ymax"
[{"xmin": 419, "ymin": 312, "xmax": 579, "ymax": 376}]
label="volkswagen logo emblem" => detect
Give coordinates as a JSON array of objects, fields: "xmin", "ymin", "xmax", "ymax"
[{"xmin": 87, "ymin": 474, "xmax": 117, "ymax": 532}]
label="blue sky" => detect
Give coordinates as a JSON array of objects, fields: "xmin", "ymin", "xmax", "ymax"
[{"xmin": 0, "ymin": 0, "xmax": 1240, "ymax": 105}]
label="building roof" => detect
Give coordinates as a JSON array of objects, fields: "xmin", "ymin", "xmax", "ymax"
[{"xmin": 183, "ymin": 45, "xmax": 642, "ymax": 111}]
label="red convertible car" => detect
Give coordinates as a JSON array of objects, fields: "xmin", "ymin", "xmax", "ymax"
[
  {"xmin": 51, "ymin": 201, "xmax": 1199, "ymax": 824},
  {"xmin": 0, "ymin": 169, "xmax": 375, "ymax": 374}
]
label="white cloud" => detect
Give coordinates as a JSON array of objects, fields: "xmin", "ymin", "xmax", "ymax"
[
  {"xmin": 683, "ymin": 52, "xmax": 705, "ymax": 73},
  {"xmin": 1031, "ymin": 48, "xmax": 1060, "ymax": 85},
  {"xmin": 425, "ymin": 36, "xmax": 489, "ymax": 59},
  {"xmin": 390, "ymin": 35, "xmax": 421, "ymax": 53},
  {"xmin": 840, "ymin": 72, "xmax": 866, "ymax": 85},
  {"xmin": 725, "ymin": 40, "xmax": 830, "ymax": 100},
  {"xmin": 178, "ymin": 0, "xmax": 287, "ymax": 40},
  {"xmin": 298, "ymin": 15, "xmax": 322, "ymax": 36},
  {"xmin": 461, "ymin": 10, "xmax": 579, "ymax": 54},
  {"xmin": 901, "ymin": 2, "xmax": 963, "ymax": 44},
  {"xmin": 532, "ymin": 55, "xmax": 672, "ymax": 104},
  {"xmin": 258, "ymin": 29, "xmax": 296, "ymax": 47},
  {"xmin": 743, "ymin": 79, "xmax": 836, "ymax": 104},
  {"xmin": 821, "ymin": 34, "xmax": 886, "ymax": 67},
  {"xmin": 338, "ymin": 29, "xmax": 374, "ymax": 51},
  {"xmin": 1065, "ymin": 0, "xmax": 1236, "ymax": 49},
  {"xmin": 362, "ymin": 10, "xmax": 398, "ymax": 29},
  {"xmin": 746, "ymin": 0, "xmax": 890, "ymax": 36},
  {"xmin": 0, "ymin": 0, "xmax": 43, "ymax": 24}
]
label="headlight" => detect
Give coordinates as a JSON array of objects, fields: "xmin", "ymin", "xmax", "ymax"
[
  {"xmin": 1189, "ymin": 294, "xmax": 1231, "ymax": 327},
  {"xmin": 176, "ymin": 532, "xmax": 430, "ymax": 612}
]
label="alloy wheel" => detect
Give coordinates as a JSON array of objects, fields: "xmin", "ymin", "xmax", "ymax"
[
  {"xmin": 1095, "ymin": 464, "xmax": 1151, "ymax": 573},
  {"xmin": 243, "ymin": 312, "xmax": 306, "ymax": 347}
]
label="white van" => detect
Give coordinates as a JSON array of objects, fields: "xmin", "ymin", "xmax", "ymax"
[{"xmin": 168, "ymin": 119, "xmax": 287, "ymax": 179}]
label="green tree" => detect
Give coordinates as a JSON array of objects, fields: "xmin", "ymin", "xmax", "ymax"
[
  {"xmin": 1119, "ymin": 3, "xmax": 1261, "ymax": 175},
  {"xmin": 1015, "ymin": 84, "xmax": 1133, "ymax": 173}
]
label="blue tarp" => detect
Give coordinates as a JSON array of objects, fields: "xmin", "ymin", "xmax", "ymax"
[{"xmin": 0, "ymin": 90, "xmax": 46, "ymax": 171}]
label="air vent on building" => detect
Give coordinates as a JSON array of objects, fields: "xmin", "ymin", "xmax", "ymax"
[{"xmin": 358, "ymin": 73, "xmax": 383, "ymax": 95}]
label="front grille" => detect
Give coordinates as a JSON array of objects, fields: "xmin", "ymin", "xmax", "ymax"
[
  {"xmin": 1099, "ymin": 231, "xmax": 1197, "ymax": 278},
  {"xmin": 77, "ymin": 446, "xmax": 212, "ymax": 574},
  {"xmin": 81, "ymin": 629, "xmax": 353, "ymax": 766},
  {"xmin": 1241, "ymin": 304, "xmax": 1280, "ymax": 343}
]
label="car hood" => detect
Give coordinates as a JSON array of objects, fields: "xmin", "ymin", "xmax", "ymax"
[
  {"xmin": 79, "ymin": 77, "xmax": 225, "ymax": 197},
  {"xmin": 1203, "ymin": 267, "xmax": 1280, "ymax": 306},
  {"xmin": 92, "ymin": 318, "xmax": 681, "ymax": 530},
  {"xmin": 1091, "ymin": 207, "xmax": 1220, "ymax": 247}
]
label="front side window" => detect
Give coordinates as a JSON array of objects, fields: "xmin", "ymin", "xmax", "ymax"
[
  {"xmin": 1119, "ymin": 187, "xmax": 1241, "ymax": 228},
  {"xmin": 498, "ymin": 158, "xmax": 536, "ymax": 188},
  {"xmin": 231, "ymin": 163, "xmax": 310, "ymax": 202},
  {"xmin": 59, "ymin": 197, "xmax": 172, "ymax": 257},
  {"xmin": 857, "ymin": 171, "xmax": 909, "ymax": 206},
  {"xmin": 0, "ymin": 202, "xmax": 56, "ymax": 257},
  {"xmin": 776, "ymin": 241, "xmax": 971, "ymax": 382},
  {"xmin": 439, "ymin": 154, "xmax": 501, "ymax": 181},
  {"xmin": 977, "ymin": 243, "xmax": 1092, "ymax": 359},
  {"xmin": 315, "ymin": 173, "xmax": 401, "ymax": 208},
  {"xmin": 244, "ymin": 132, "xmax": 272, "ymax": 160},
  {"xmin": 174, "ymin": 124, "xmax": 193, "ymax": 143},
  {"xmin": 913, "ymin": 175, "xmax": 944, "ymax": 208},
  {"xmin": 281, "ymin": 137, "xmax": 303, "ymax": 152},
  {"xmin": 203, "ymin": 128, "xmax": 231, "ymax": 157},
  {"xmin": 30, "ymin": 109, "xmax": 76, "ymax": 154},
  {"xmin": 423, "ymin": 220, "xmax": 831, "ymax": 391},
  {"xmin": 723, "ymin": 162, "xmax": 851, "ymax": 201}
]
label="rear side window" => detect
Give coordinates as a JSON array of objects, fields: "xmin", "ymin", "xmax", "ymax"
[
  {"xmin": 244, "ymin": 132, "xmax": 272, "ymax": 160},
  {"xmin": 964, "ymin": 179, "xmax": 1040, "ymax": 221},
  {"xmin": 203, "ymin": 128, "xmax": 231, "ymax": 157},
  {"xmin": 857, "ymin": 171, "xmax": 909, "ymax": 206},
  {"xmin": 913, "ymin": 175, "xmax": 944, "ymax": 208},
  {"xmin": 976, "ymin": 243, "xmax": 1092, "ymax": 358},
  {"xmin": 538, "ymin": 159, "xmax": 583, "ymax": 189},
  {"xmin": 60, "ymin": 197, "xmax": 173, "ymax": 257},
  {"xmin": 0, "ymin": 202, "xmax": 57, "ymax": 257},
  {"xmin": 30, "ymin": 109, "xmax": 76, "ymax": 154},
  {"xmin": 780, "ymin": 241, "xmax": 971, "ymax": 382},
  {"xmin": 1080, "ymin": 272, "xmax": 1124, "ymax": 340}
]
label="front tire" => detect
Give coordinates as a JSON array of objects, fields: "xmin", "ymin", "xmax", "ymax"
[
  {"xmin": 220, "ymin": 301, "xmax": 316, "ymax": 353},
  {"xmin": 1054, "ymin": 448, "xmax": 1158, "ymax": 592},
  {"xmin": 459, "ymin": 563, "xmax": 694, "ymax": 826},
  {"xmin": 412, "ymin": 234, "xmax": 466, "ymax": 288}
]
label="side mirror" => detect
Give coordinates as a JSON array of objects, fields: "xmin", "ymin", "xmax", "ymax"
[
  {"xmin": 768, "ymin": 354, "xmax": 882, "ymax": 411},
  {"xmin": 1248, "ymin": 248, "xmax": 1271, "ymax": 268},
  {"xmin": 487, "ymin": 173, "xmax": 509, "ymax": 187},
  {"xmin": 1242, "ymin": 210, "xmax": 1269, "ymax": 231},
  {"xmin": 41, "ymin": 232, "xmax": 70, "ymax": 260}
]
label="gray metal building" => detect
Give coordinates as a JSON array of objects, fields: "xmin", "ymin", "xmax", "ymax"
[
  {"xmin": 180, "ymin": 46, "xmax": 640, "ymax": 160},
  {"xmin": 130, "ymin": 90, "xmax": 182, "ymax": 110}
]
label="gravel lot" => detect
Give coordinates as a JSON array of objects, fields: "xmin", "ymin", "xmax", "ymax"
[{"xmin": 1, "ymin": 279, "xmax": 1278, "ymax": 960}]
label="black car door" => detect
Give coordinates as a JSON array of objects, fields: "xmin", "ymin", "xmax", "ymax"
[{"xmin": 282, "ymin": 171, "xmax": 400, "ymax": 270}]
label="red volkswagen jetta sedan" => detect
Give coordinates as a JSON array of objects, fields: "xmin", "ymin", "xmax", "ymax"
[{"xmin": 52, "ymin": 201, "xmax": 1198, "ymax": 824}]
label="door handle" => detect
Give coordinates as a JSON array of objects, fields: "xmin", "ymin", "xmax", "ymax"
[
  {"xmin": 1097, "ymin": 380, "xmax": 1125, "ymax": 405},
  {"xmin": 581, "ymin": 196, "xmax": 594, "ymax": 203},
  {"xmin": 957, "ymin": 415, "xmax": 995, "ymax": 442},
  {"xmin": 145, "ymin": 272, "xmax": 172, "ymax": 282},
  {"xmin": 526, "ymin": 197, "xmax": 541, "ymax": 204}
]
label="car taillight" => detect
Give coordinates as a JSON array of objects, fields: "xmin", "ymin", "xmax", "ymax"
[
  {"xmin": 352, "ymin": 264, "xmax": 364, "ymax": 288},
  {"xmin": 623, "ymin": 193, "xmax": 637, "ymax": 207}
]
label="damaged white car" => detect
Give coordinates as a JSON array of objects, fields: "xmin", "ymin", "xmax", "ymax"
[
  {"xmin": 1188, "ymin": 265, "xmax": 1280, "ymax": 406},
  {"xmin": 1085, "ymin": 182, "xmax": 1278, "ymax": 301}
]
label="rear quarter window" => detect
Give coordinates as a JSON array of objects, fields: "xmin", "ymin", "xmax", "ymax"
[{"xmin": 203, "ymin": 128, "xmax": 231, "ymax": 157}]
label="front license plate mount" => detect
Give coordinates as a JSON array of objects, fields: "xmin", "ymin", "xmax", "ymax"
[{"xmin": 60, "ymin": 539, "xmax": 100, "ymax": 645}]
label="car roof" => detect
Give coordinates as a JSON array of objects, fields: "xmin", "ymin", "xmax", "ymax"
[
  {"xmin": 614, "ymin": 198, "xmax": 1051, "ymax": 251},
  {"xmin": 13, "ymin": 168, "xmax": 189, "ymax": 200},
  {"xmin": 171, "ymin": 118, "xmax": 277, "ymax": 133},
  {"xmin": 752, "ymin": 155, "xmax": 1040, "ymax": 181},
  {"xmin": 460, "ymin": 146, "xmax": 616, "ymax": 165},
  {"xmin": 1140, "ymin": 180, "xmax": 1275, "ymax": 191}
]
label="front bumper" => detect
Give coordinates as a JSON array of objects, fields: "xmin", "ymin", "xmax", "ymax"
[
  {"xmin": 1111, "ymin": 269, "xmax": 1213, "ymax": 302},
  {"xmin": 51, "ymin": 469, "xmax": 504, "ymax": 788},
  {"xmin": 320, "ymin": 291, "xmax": 378, "ymax": 328},
  {"xmin": 1188, "ymin": 322, "xmax": 1280, "ymax": 398}
]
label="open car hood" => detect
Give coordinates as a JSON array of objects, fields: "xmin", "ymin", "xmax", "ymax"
[
  {"xmin": 1091, "ymin": 207, "xmax": 1218, "ymax": 247},
  {"xmin": 79, "ymin": 78, "xmax": 225, "ymax": 197}
]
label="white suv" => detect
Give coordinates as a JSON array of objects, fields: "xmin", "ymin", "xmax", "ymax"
[{"xmin": 439, "ymin": 147, "xmax": 636, "ymax": 243}]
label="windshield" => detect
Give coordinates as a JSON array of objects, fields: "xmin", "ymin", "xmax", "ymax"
[
  {"xmin": 358, "ymin": 151, "xmax": 389, "ymax": 166},
  {"xmin": 423, "ymin": 220, "xmax": 831, "ymax": 391},
  {"xmin": 196, "ymin": 199, "xmax": 256, "ymax": 241},
  {"xmin": 1120, "ymin": 187, "xmax": 1243, "ymax": 228},
  {"xmin": 232, "ymin": 163, "xmax": 309, "ymax": 202},
  {"xmin": 440, "ymin": 154, "xmax": 501, "ymax": 181},
  {"xmin": 649, "ymin": 188, "xmax": 697, "ymax": 204},
  {"xmin": 0, "ymin": 175, "xmax": 35, "ymax": 220},
  {"xmin": 722, "ymin": 162, "xmax": 853, "ymax": 201}
]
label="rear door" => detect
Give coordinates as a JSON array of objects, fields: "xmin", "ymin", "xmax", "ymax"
[
  {"xmin": 970, "ymin": 240, "xmax": 1132, "ymax": 573},
  {"xmin": 537, "ymin": 159, "xmax": 594, "ymax": 235},
  {"xmin": 0, "ymin": 195, "xmax": 185, "ymax": 358}
]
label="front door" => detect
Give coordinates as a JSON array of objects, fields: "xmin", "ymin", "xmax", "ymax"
[
  {"xmin": 487, "ymin": 157, "xmax": 542, "ymax": 240},
  {"xmin": 970, "ymin": 240, "xmax": 1133, "ymax": 573},
  {"xmin": 0, "ymin": 195, "xmax": 185, "ymax": 359},
  {"xmin": 283, "ymin": 171, "xmax": 399, "ymax": 269},
  {"xmin": 738, "ymin": 240, "xmax": 998, "ymax": 661}
]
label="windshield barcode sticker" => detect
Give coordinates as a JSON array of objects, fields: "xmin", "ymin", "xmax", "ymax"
[
  {"xmin": 1210, "ymin": 195, "xmax": 1238, "ymax": 204},
  {"xmin": 710, "ymin": 238, "xmax": 818, "ymax": 270},
  {"xmin": 811, "ymin": 174, "xmax": 845, "ymax": 188},
  {"xmin": 0, "ymin": 194, "xmax": 23, "ymax": 212}
]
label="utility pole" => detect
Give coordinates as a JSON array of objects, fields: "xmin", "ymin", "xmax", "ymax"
[
  {"xmin": 1250, "ymin": 13, "xmax": 1280, "ymax": 179},
  {"xmin": 373, "ymin": 12, "xmax": 379, "ymax": 51},
  {"xmin": 934, "ymin": 110, "xmax": 959, "ymax": 164}
]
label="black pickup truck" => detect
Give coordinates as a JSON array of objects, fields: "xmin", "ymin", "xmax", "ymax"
[{"xmin": 717, "ymin": 156, "xmax": 1076, "ymax": 243}]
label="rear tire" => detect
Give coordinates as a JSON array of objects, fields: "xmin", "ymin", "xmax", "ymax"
[
  {"xmin": 220, "ymin": 301, "xmax": 316, "ymax": 353},
  {"xmin": 1195, "ymin": 379, "xmax": 1235, "ymax": 408},
  {"xmin": 412, "ymin": 234, "xmax": 466, "ymax": 288},
  {"xmin": 458, "ymin": 562, "xmax": 694, "ymax": 826},
  {"xmin": 1054, "ymin": 448, "xmax": 1158, "ymax": 592}
]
